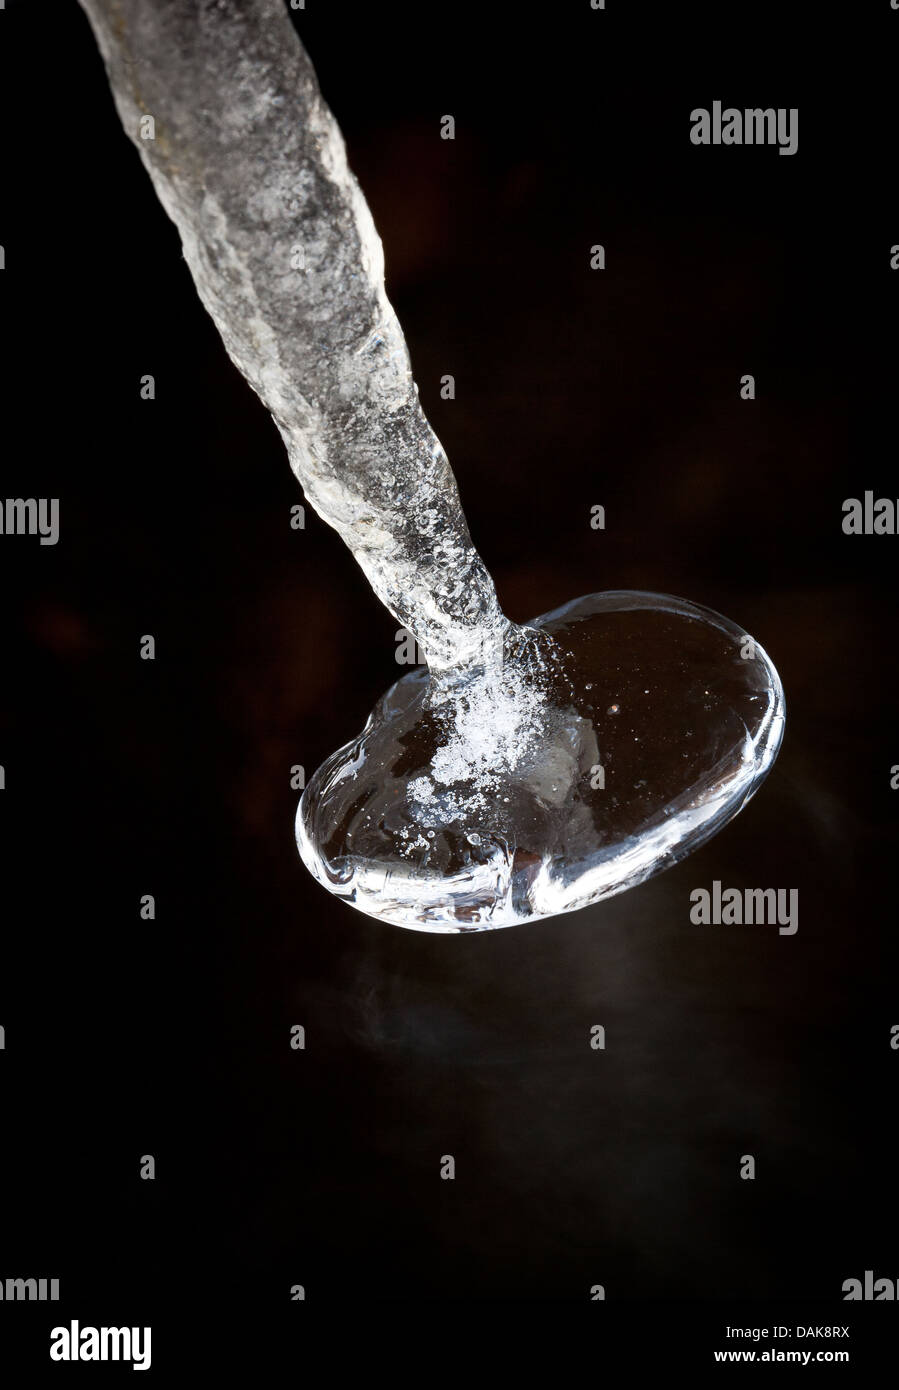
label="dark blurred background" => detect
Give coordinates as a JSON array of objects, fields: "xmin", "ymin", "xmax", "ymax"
[{"xmin": 0, "ymin": 0, "xmax": 897, "ymax": 1353}]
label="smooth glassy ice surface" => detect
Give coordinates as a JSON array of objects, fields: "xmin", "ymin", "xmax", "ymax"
[{"xmin": 298, "ymin": 592, "xmax": 785, "ymax": 931}]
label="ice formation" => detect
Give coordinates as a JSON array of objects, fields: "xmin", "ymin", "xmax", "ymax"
[{"xmin": 80, "ymin": 0, "xmax": 785, "ymax": 930}]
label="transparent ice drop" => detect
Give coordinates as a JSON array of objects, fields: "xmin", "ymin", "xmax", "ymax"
[
  {"xmin": 299, "ymin": 593, "xmax": 783, "ymax": 929},
  {"xmin": 80, "ymin": 0, "xmax": 785, "ymax": 931}
]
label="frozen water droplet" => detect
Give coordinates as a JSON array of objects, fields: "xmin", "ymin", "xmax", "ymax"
[{"xmin": 298, "ymin": 591, "xmax": 784, "ymax": 931}]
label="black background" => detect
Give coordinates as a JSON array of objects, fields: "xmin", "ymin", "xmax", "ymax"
[{"xmin": 1, "ymin": 0, "xmax": 897, "ymax": 1371}]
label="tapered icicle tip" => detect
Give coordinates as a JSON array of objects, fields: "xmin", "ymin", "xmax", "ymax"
[{"xmin": 78, "ymin": 0, "xmax": 505, "ymax": 672}]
